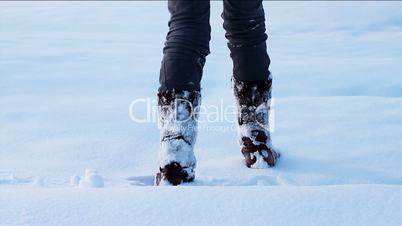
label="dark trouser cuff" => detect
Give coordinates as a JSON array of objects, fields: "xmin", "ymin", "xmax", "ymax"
[
  {"xmin": 229, "ymin": 42, "xmax": 271, "ymax": 82},
  {"xmin": 159, "ymin": 52, "xmax": 205, "ymax": 92}
]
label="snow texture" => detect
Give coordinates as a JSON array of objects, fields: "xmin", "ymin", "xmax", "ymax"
[{"xmin": 0, "ymin": 1, "xmax": 401, "ymax": 226}]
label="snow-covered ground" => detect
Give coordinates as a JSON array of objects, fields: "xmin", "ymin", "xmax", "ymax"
[{"xmin": 1, "ymin": 1, "xmax": 402, "ymax": 226}]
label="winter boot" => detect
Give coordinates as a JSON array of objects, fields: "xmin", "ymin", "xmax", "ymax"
[
  {"xmin": 155, "ymin": 90, "xmax": 201, "ymax": 185},
  {"xmin": 233, "ymin": 74, "xmax": 280, "ymax": 168}
]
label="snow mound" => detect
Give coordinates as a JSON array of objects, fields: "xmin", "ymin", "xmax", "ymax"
[
  {"xmin": 33, "ymin": 177, "xmax": 45, "ymax": 187},
  {"xmin": 70, "ymin": 175, "xmax": 80, "ymax": 187},
  {"xmin": 75, "ymin": 170, "xmax": 104, "ymax": 188}
]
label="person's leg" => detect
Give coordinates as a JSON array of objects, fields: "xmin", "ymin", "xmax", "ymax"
[
  {"xmin": 156, "ymin": 0, "xmax": 210, "ymax": 185},
  {"xmin": 223, "ymin": 0, "xmax": 279, "ymax": 168},
  {"xmin": 159, "ymin": 0, "xmax": 211, "ymax": 92},
  {"xmin": 222, "ymin": 0, "xmax": 270, "ymax": 82}
]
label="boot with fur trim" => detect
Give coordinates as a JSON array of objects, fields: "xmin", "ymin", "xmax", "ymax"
[
  {"xmin": 155, "ymin": 90, "xmax": 200, "ymax": 185},
  {"xmin": 233, "ymin": 74, "xmax": 280, "ymax": 168}
]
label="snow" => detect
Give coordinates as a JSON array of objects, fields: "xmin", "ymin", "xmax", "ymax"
[
  {"xmin": 69, "ymin": 175, "xmax": 80, "ymax": 187},
  {"xmin": 1, "ymin": 1, "xmax": 402, "ymax": 226},
  {"xmin": 1, "ymin": 185, "xmax": 400, "ymax": 226},
  {"xmin": 77, "ymin": 169, "xmax": 104, "ymax": 188}
]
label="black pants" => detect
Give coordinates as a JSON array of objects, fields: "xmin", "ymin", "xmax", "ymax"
[{"xmin": 159, "ymin": 0, "xmax": 270, "ymax": 92}]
